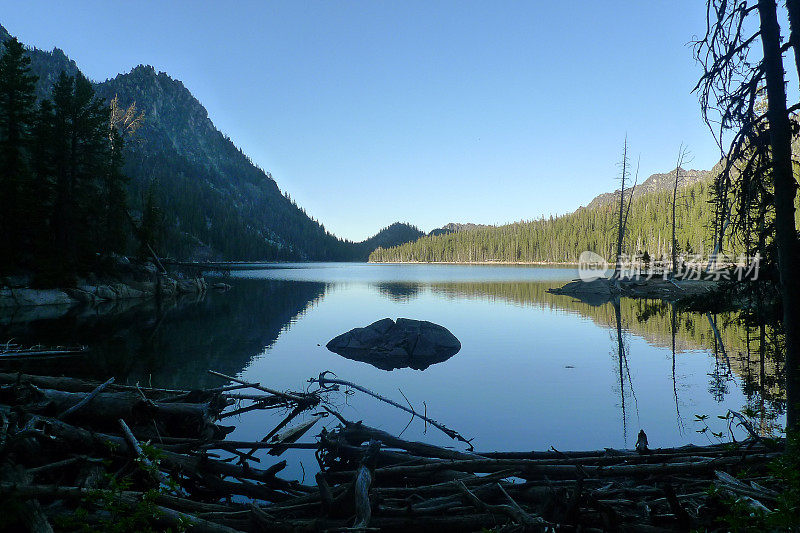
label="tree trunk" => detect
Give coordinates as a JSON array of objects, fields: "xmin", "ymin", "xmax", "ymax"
[
  {"xmin": 615, "ymin": 138, "xmax": 628, "ymax": 276},
  {"xmin": 672, "ymin": 163, "xmax": 680, "ymax": 276},
  {"xmin": 785, "ymin": 0, "xmax": 800, "ymax": 86},
  {"xmin": 757, "ymin": 0, "xmax": 800, "ymax": 431}
]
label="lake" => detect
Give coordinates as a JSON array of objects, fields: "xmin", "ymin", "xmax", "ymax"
[{"xmin": 0, "ymin": 263, "xmax": 785, "ymax": 481}]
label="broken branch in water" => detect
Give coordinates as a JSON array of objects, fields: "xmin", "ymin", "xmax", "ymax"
[
  {"xmin": 208, "ymin": 370, "xmax": 317, "ymax": 405},
  {"xmin": 309, "ymin": 371, "xmax": 475, "ymax": 450}
]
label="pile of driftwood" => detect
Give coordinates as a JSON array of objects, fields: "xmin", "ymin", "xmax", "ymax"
[{"xmin": 0, "ymin": 371, "xmax": 785, "ymax": 532}]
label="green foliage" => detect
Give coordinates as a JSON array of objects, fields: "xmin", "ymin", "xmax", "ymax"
[
  {"xmin": 0, "ymin": 37, "xmax": 38, "ymax": 271},
  {"xmin": 699, "ymin": 431, "xmax": 800, "ymax": 531},
  {"xmin": 371, "ymin": 180, "xmax": 721, "ymax": 263},
  {"xmin": 371, "ymin": 177, "xmax": 800, "ymax": 264},
  {"xmin": 0, "ymin": 35, "xmax": 136, "ymax": 277},
  {"xmin": 54, "ymin": 444, "xmax": 188, "ymax": 532},
  {"xmin": 765, "ymin": 432, "xmax": 800, "ymax": 528}
]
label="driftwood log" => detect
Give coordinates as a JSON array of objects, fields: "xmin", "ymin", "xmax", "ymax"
[{"xmin": 0, "ymin": 371, "xmax": 788, "ymax": 532}]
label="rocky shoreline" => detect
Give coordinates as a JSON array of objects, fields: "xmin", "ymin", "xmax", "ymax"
[
  {"xmin": 548, "ymin": 276, "xmax": 719, "ymax": 305},
  {"xmin": 0, "ymin": 258, "xmax": 225, "ymax": 309}
]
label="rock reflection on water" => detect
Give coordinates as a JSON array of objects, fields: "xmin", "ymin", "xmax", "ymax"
[{"xmin": 326, "ymin": 317, "xmax": 461, "ymax": 371}]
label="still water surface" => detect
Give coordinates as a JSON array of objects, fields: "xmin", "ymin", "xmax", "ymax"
[{"xmin": 0, "ymin": 263, "xmax": 785, "ymax": 480}]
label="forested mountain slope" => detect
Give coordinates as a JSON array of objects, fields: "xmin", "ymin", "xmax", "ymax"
[
  {"xmin": 370, "ymin": 176, "xmax": 721, "ymax": 263},
  {"xmin": 94, "ymin": 64, "xmax": 353, "ymax": 261},
  {"xmin": 357, "ymin": 223, "xmax": 424, "ymax": 253},
  {"xmin": 1, "ymin": 24, "xmax": 415, "ymax": 262},
  {"xmin": 584, "ymin": 168, "xmax": 711, "ymax": 210}
]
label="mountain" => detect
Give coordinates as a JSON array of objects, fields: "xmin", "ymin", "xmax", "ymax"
[
  {"xmin": 93, "ymin": 64, "xmax": 354, "ymax": 261},
  {"xmin": 582, "ymin": 168, "xmax": 712, "ymax": 210},
  {"xmin": 358, "ymin": 223, "xmax": 424, "ymax": 252},
  {"xmin": 424, "ymin": 169, "xmax": 714, "ymax": 239},
  {"xmin": 369, "ymin": 173, "xmax": 720, "ymax": 263},
  {"xmin": 428, "ymin": 222, "xmax": 491, "ymax": 237},
  {"xmin": 0, "ymin": 24, "xmax": 418, "ymax": 262}
]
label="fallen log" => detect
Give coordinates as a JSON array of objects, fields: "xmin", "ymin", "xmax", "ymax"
[
  {"xmin": 0, "ymin": 384, "xmax": 226, "ymax": 439},
  {"xmin": 323, "ymin": 452, "xmax": 779, "ymax": 481},
  {"xmin": 208, "ymin": 370, "xmax": 317, "ymax": 406},
  {"xmin": 310, "ymin": 372, "xmax": 474, "ymax": 450}
]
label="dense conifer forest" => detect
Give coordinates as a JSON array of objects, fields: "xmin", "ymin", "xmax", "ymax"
[
  {"xmin": 0, "ymin": 37, "xmax": 134, "ymax": 282},
  {"xmin": 369, "ymin": 171, "xmax": 800, "ymax": 264},
  {"xmin": 369, "ymin": 179, "xmax": 717, "ymax": 263}
]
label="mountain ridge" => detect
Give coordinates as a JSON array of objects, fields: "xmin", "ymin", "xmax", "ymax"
[
  {"xmin": 0, "ymin": 24, "xmax": 422, "ymax": 261},
  {"xmin": 581, "ymin": 167, "xmax": 712, "ymax": 211},
  {"xmin": 422, "ymin": 168, "xmax": 714, "ymax": 238}
]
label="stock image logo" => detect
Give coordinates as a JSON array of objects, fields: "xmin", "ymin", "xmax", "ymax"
[
  {"xmin": 578, "ymin": 251, "xmax": 610, "ymax": 281},
  {"xmin": 577, "ymin": 250, "xmax": 761, "ymax": 281}
]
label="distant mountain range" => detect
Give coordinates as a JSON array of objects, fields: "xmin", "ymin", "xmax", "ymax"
[
  {"xmin": 421, "ymin": 168, "xmax": 715, "ymax": 239},
  {"xmin": 0, "ymin": 24, "xmax": 421, "ymax": 262},
  {"xmin": 370, "ymin": 168, "xmax": 720, "ymax": 263},
  {"xmin": 581, "ymin": 167, "xmax": 712, "ymax": 210}
]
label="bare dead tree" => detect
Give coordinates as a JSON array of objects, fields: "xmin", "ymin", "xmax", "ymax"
[
  {"xmin": 109, "ymin": 94, "xmax": 145, "ymax": 142},
  {"xmin": 614, "ymin": 137, "xmax": 629, "ymax": 278},
  {"xmin": 694, "ymin": 0, "xmax": 800, "ymax": 431},
  {"xmin": 622, "ymin": 155, "xmax": 640, "ymax": 256},
  {"xmin": 672, "ymin": 144, "xmax": 689, "ymax": 276}
]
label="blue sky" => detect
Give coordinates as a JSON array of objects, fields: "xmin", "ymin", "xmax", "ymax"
[{"xmin": 1, "ymin": 1, "xmax": 721, "ymax": 241}]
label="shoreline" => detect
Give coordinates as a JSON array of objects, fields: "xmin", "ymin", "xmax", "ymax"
[
  {"xmin": 548, "ymin": 276, "xmax": 721, "ymax": 305},
  {"xmin": 0, "ymin": 257, "xmax": 223, "ymax": 309},
  {"xmin": 367, "ymin": 260, "xmax": 581, "ymax": 266}
]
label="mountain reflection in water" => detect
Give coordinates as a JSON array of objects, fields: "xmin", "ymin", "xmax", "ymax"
[{"xmin": 0, "ymin": 264, "xmax": 786, "ymax": 452}]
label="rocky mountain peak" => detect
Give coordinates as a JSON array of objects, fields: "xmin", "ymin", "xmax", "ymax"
[{"xmin": 582, "ymin": 167, "xmax": 712, "ymax": 211}]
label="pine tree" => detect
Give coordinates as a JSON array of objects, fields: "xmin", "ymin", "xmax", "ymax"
[
  {"xmin": 139, "ymin": 178, "xmax": 164, "ymax": 260},
  {"xmin": 50, "ymin": 72, "xmax": 114, "ymax": 273},
  {"xmin": 0, "ymin": 37, "xmax": 37, "ymax": 271}
]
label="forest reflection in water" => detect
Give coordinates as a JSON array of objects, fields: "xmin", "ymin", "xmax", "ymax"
[
  {"xmin": 431, "ymin": 279, "xmax": 785, "ymax": 437},
  {"xmin": 0, "ymin": 267, "xmax": 786, "ymax": 450}
]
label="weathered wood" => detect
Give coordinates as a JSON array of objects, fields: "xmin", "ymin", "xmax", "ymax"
[
  {"xmin": 57, "ymin": 377, "xmax": 115, "ymax": 420},
  {"xmin": 0, "ymin": 384, "xmax": 223, "ymax": 439},
  {"xmin": 352, "ymin": 440, "xmax": 380, "ymax": 529},
  {"xmin": 338, "ymin": 418, "xmax": 479, "ymax": 461},
  {"xmin": 237, "ymin": 404, "xmax": 308, "ymax": 462},
  {"xmin": 457, "ymin": 481, "xmax": 546, "ymax": 529},
  {"xmin": 325, "ymin": 452, "xmax": 779, "ymax": 481},
  {"xmin": 268, "ymin": 414, "xmax": 323, "ymax": 457},
  {"xmin": 208, "ymin": 370, "xmax": 314, "ymax": 405},
  {"xmin": 119, "ymin": 418, "xmax": 168, "ymax": 485},
  {"xmin": 0, "ymin": 371, "xmax": 786, "ymax": 532},
  {"xmin": 312, "ymin": 373, "xmax": 473, "ymax": 449},
  {"xmin": 0, "ymin": 373, "xmax": 186, "ymax": 397}
]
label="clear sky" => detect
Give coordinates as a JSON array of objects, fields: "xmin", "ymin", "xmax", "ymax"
[{"xmin": 1, "ymin": 1, "xmax": 721, "ymax": 241}]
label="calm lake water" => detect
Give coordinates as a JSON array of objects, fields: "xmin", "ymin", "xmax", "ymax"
[{"xmin": 0, "ymin": 263, "xmax": 785, "ymax": 481}]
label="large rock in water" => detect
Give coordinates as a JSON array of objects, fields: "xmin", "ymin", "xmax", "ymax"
[{"xmin": 326, "ymin": 318, "xmax": 461, "ymax": 371}]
